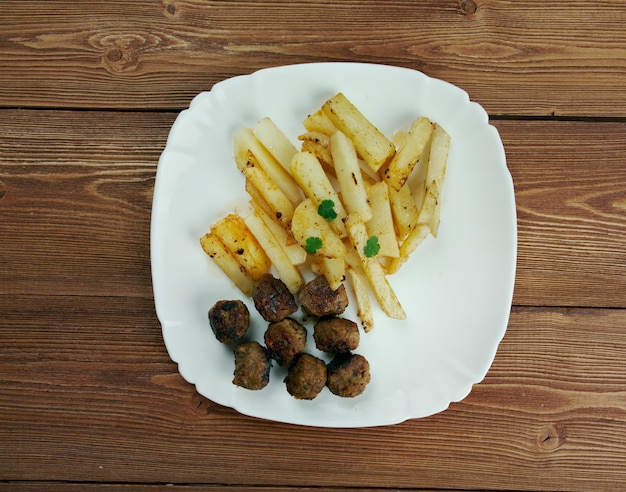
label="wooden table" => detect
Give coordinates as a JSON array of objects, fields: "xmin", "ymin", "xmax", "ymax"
[{"xmin": 1, "ymin": 1, "xmax": 625, "ymax": 491}]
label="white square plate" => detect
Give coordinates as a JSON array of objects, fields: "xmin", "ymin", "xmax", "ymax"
[{"xmin": 151, "ymin": 62, "xmax": 517, "ymax": 427}]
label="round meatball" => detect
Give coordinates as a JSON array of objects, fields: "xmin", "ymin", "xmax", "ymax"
[
  {"xmin": 284, "ymin": 353, "xmax": 327, "ymax": 400},
  {"xmin": 326, "ymin": 353, "xmax": 370, "ymax": 398},
  {"xmin": 232, "ymin": 341, "xmax": 271, "ymax": 390},
  {"xmin": 253, "ymin": 274, "xmax": 298, "ymax": 322},
  {"xmin": 298, "ymin": 275, "xmax": 348, "ymax": 317},
  {"xmin": 313, "ymin": 317, "xmax": 360, "ymax": 353},
  {"xmin": 264, "ymin": 318, "xmax": 307, "ymax": 367},
  {"xmin": 208, "ymin": 300, "xmax": 250, "ymax": 344}
]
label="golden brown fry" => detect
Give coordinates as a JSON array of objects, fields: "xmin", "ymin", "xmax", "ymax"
[
  {"xmin": 381, "ymin": 116, "xmax": 433, "ymax": 192},
  {"xmin": 391, "ymin": 129, "xmax": 408, "ymax": 148},
  {"xmin": 406, "ymin": 133, "xmax": 431, "ymax": 211},
  {"xmin": 290, "ymin": 151, "xmax": 347, "ymax": 237},
  {"xmin": 244, "ymin": 212, "xmax": 304, "ymax": 294},
  {"xmin": 330, "ymin": 130, "xmax": 372, "ymax": 223},
  {"xmin": 417, "ymin": 181, "xmax": 439, "ymax": 236},
  {"xmin": 318, "ymin": 256, "xmax": 346, "ymax": 291},
  {"xmin": 423, "ymin": 124, "xmax": 451, "ymax": 237},
  {"xmin": 343, "ymin": 240, "xmax": 361, "ymax": 269},
  {"xmin": 389, "ymin": 183, "xmax": 421, "ymax": 242},
  {"xmin": 322, "ymin": 93, "xmax": 395, "ymax": 173},
  {"xmin": 199, "ymin": 232, "xmax": 255, "ymax": 296},
  {"xmin": 253, "ymin": 117, "xmax": 299, "ymax": 172},
  {"xmin": 210, "ymin": 214, "xmax": 271, "ymax": 281},
  {"xmin": 241, "ymin": 150, "xmax": 294, "ymax": 228},
  {"xmin": 298, "ymin": 131, "xmax": 335, "ymax": 171},
  {"xmin": 203, "ymin": 97, "xmax": 451, "ymax": 324},
  {"xmin": 345, "ymin": 213, "xmax": 406, "ymax": 320},
  {"xmin": 245, "ymin": 178, "xmax": 274, "ymax": 219},
  {"xmin": 303, "ymin": 108, "xmax": 336, "ymax": 135},
  {"xmin": 291, "ymin": 198, "xmax": 347, "ymax": 259},
  {"xmin": 252, "ymin": 203, "xmax": 307, "ymax": 265},
  {"xmin": 366, "ymin": 181, "xmax": 400, "ymax": 258},
  {"xmin": 346, "ymin": 267, "xmax": 374, "ymax": 332},
  {"xmin": 386, "ymin": 223, "xmax": 430, "ymax": 275},
  {"xmin": 234, "ymin": 126, "xmax": 302, "ymax": 203}
]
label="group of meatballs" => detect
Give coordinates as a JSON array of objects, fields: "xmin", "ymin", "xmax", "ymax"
[{"xmin": 208, "ymin": 274, "xmax": 370, "ymax": 400}]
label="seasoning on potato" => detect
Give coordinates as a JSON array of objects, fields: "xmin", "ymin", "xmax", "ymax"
[{"xmin": 201, "ymin": 92, "xmax": 450, "ymax": 331}]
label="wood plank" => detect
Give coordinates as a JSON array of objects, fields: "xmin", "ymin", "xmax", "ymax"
[
  {"xmin": 1, "ymin": 486, "xmax": 444, "ymax": 492},
  {"xmin": 0, "ymin": 109, "xmax": 175, "ymax": 298},
  {"xmin": 494, "ymin": 120, "xmax": 626, "ymax": 307},
  {"xmin": 1, "ymin": 486, "xmax": 422, "ymax": 492},
  {"xmin": 1, "ymin": 111, "xmax": 625, "ymax": 307},
  {"xmin": 1, "ymin": 298, "xmax": 625, "ymax": 491},
  {"xmin": 0, "ymin": 1, "xmax": 625, "ymax": 116}
]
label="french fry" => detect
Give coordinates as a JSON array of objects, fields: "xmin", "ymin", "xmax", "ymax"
[
  {"xmin": 406, "ymin": 135, "xmax": 431, "ymax": 211},
  {"xmin": 251, "ymin": 203, "xmax": 307, "ymax": 265},
  {"xmin": 234, "ymin": 127, "xmax": 302, "ymax": 203},
  {"xmin": 298, "ymin": 132, "xmax": 335, "ymax": 172},
  {"xmin": 423, "ymin": 124, "xmax": 451, "ymax": 237},
  {"xmin": 358, "ymin": 159, "xmax": 381, "ymax": 187},
  {"xmin": 249, "ymin": 196, "xmax": 285, "ymax": 237},
  {"xmin": 330, "ymin": 130, "xmax": 372, "ymax": 223},
  {"xmin": 202, "ymin": 94, "xmax": 451, "ymax": 328},
  {"xmin": 290, "ymin": 198, "xmax": 347, "ymax": 259},
  {"xmin": 253, "ymin": 117, "xmax": 299, "ymax": 172},
  {"xmin": 245, "ymin": 178, "xmax": 274, "ymax": 219},
  {"xmin": 417, "ymin": 181, "xmax": 439, "ymax": 234},
  {"xmin": 387, "ymin": 223, "xmax": 430, "ymax": 275},
  {"xmin": 345, "ymin": 213, "xmax": 406, "ymax": 320},
  {"xmin": 210, "ymin": 214, "xmax": 271, "ymax": 281},
  {"xmin": 366, "ymin": 181, "xmax": 400, "ymax": 258},
  {"xmin": 199, "ymin": 232, "xmax": 255, "ymax": 296},
  {"xmin": 244, "ymin": 212, "xmax": 304, "ymax": 294},
  {"xmin": 381, "ymin": 116, "xmax": 433, "ymax": 192},
  {"xmin": 298, "ymin": 131, "xmax": 330, "ymax": 148},
  {"xmin": 413, "ymin": 179, "xmax": 427, "ymax": 213},
  {"xmin": 241, "ymin": 150, "xmax": 294, "ymax": 228},
  {"xmin": 389, "ymin": 183, "xmax": 421, "ymax": 242},
  {"xmin": 343, "ymin": 240, "xmax": 361, "ymax": 269},
  {"xmin": 426, "ymin": 124, "xmax": 450, "ymax": 187},
  {"xmin": 290, "ymin": 151, "xmax": 347, "ymax": 237},
  {"xmin": 303, "ymin": 108, "xmax": 336, "ymax": 135},
  {"xmin": 322, "ymin": 93, "xmax": 395, "ymax": 173},
  {"xmin": 317, "ymin": 256, "xmax": 346, "ymax": 291},
  {"xmin": 391, "ymin": 129, "xmax": 408, "ymax": 148},
  {"xmin": 346, "ymin": 267, "xmax": 374, "ymax": 332}
]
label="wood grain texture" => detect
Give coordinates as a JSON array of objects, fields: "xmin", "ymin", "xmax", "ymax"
[
  {"xmin": 1, "ymin": 487, "xmax": 411, "ymax": 492},
  {"xmin": 1, "ymin": 111, "xmax": 625, "ymax": 307},
  {"xmin": 1, "ymin": 297, "xmax": 625, "ymax": 491},
  {"xmin": 1, "ymin": 0, "xmax": 625, "ymax": 116},
  {"xmin": 2, "ymin": 2, "xmax": 626, "ymax": 487},
  {"xmin": 494, "ymin": 120, "xmax": 626, "ymax": 307},
  {"xmin": 0, "ymin": 110, "xmax": 174, "ymax": 297}
]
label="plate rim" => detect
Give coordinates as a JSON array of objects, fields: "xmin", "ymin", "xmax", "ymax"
[{"xmin": 151, "ymin": 61, "xmax": 517, "ymax": 428}]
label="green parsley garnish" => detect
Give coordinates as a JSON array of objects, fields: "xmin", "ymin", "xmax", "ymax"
[
  {"xmin": 305, "ymin": 236, "xmax": 323, "ymax": 255},
  {"xmin": 364, "ymin": 236, "xmax": 380, "ymax": 258},
  {"xmin": 317, "ymin": 199, "xmax": 338, "ymax": 221}
]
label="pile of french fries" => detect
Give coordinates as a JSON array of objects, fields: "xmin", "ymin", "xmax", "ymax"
[{"xmin": 200, "ymin": 93, "xmax": 450, "ymax": 331}]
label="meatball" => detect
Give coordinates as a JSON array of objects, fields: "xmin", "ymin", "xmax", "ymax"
[
  {"xmin": 284, "ymin": 353, "xmax": 327, "ymax": 400},
  {"xmin": 298, "ymin": 275, "xmax": 348, "ymax": 317},
  {"xmin": 253, "ymin": 274, "xmax": 298, "ymax": 322},
  {"xmin": 232, "ymin": 341, "xmax": 271, "ymax": 390},
  {"xmin": 326, "ymin": 353, "xmax": 370, "ymax": 398},
  {"xmin": 264, "ymin": 318, "xmax": 307, "ymax": 367},
  {"xmin": 208, "ymin": 299, "xmax": 250, "ymax": 344},
  {"xmin": 313, "ymin": 317, "xmax": 360, "ymax": 353}
]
